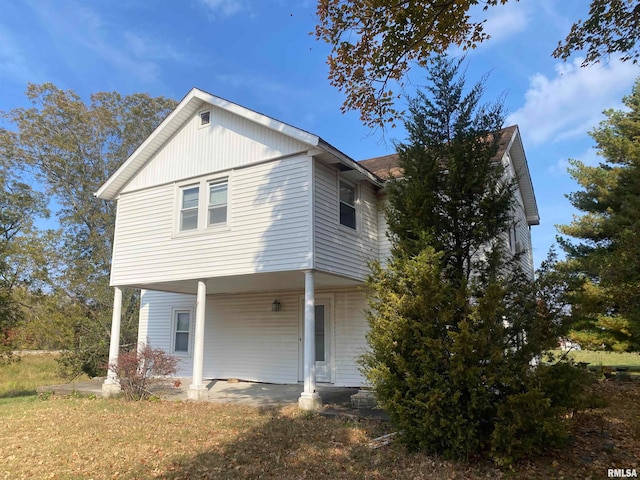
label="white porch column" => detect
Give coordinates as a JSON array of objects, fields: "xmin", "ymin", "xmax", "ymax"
[
  {"xmin": 299, "ymin": 270, "xmax": 322, "ymax": 410},
  {"xmin": 188, "ymin": 280, "xmax": 208, "ymax": 400},
  {"xmin": 102, "ymin": 287, "xmax": 123, "ymax": 397}
]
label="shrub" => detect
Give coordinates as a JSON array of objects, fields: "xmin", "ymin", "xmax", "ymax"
[{"xmin": 110, "ymin": 344, "xmax": 178, "ymax": 400}]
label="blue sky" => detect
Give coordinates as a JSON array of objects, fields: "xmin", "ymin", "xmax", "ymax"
[{"xmin": 1, "ymin": 0, "xmax": 639, "ymax": 267}]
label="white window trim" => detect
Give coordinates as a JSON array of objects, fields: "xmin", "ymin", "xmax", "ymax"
[
  {"xmin": 337, "ymin": 178, "xmax": 360, "ymax": 233},
  {"xmin": 174, "ymin": 172, "xmax": 232, "ymax": 236},
  {"xmin": 198, "ymin": 109, "xmax": 211, "ymax": 128},
  {"xmin": 171, "ymin": 307, "xmax": 195, "ymax": 356}
]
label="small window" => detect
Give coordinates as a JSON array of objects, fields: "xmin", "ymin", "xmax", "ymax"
[
  {"xmin": 200, "ymin": 110, "xmax": 211, "ymax": 126},
  {"xmin": 315, "ymin": 305, "xmax": 325, "ymax": 362},
  {"xmin": 208, "ymin": 180, "xmax": 228, "ymax": 226},
  {"xmin": 174, "ymin": 311, "xmax": 191, "ymax": 353},
  {"xmin": 339, "ymin": 181, "xmax": 356, "ymax": 229},
  {"xmin": 180, "ymin": 186, "xmax": 199, "ymax": 231}
]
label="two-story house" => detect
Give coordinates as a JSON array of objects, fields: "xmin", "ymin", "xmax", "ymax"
[{"xmin": 96, "ymin": 88, "xmax": 539, "ymax": 409}]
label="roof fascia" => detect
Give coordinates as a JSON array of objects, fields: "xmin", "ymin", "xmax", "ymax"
[
  {"xmin": 318, "ymin": 139, "xmax": 384, "ymax": 187},
  {"xmin": 508, "ymin": 126, "xmax": 540, "ymax": 226}
]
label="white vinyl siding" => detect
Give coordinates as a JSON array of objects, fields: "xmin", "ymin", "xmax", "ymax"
[
  {"xmin": 377, "ymin": 198, "xmax": 391, "ymax": 266},
  {"xmin": 513, "ymin": 190, "xmax": 535, "ymax": 276},
  {"xmin": 141, "ymin": 288, "xmax": 369, "ymax": 387},
  {"xmin": 333, "ymin": 290, "xmax": 369, "ymax": 387},
  {"xmin": 204, "ymin": 292, "xmax": 299, "ymax": 384},
  {"xmin": 138, "ymin": 290, "xmax": 195, "ymax": 375},
  {"xmin": 505, "ymin": 152, "xmax": 535, "ymax": 277},
  {"xmin": 110, "ymin": 156, "xmax": 311, "ymax": 286},
  {"xmin": 121, "ymin": 104, "xmax": 308, "ymax": 194},
  {"xmin": 314, "ymin": 161, "xmax": 379, "ymax": 280}
]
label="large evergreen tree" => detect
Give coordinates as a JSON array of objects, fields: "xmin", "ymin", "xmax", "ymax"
[
  {"xmin": 558, "ymin": 79, "xmax": 640, "ymax": 352},
  {"xmin": 361, "ymin": 57, "xmax": 586, "ymax": 464},
  {"xmin": 0, "ymin": 84, "xmax": 177, "ymax": 376}
]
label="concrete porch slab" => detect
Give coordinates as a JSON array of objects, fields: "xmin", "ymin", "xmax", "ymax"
[{"xmin": 37, "ymin": 378, "xmax": 388, "ymax": 419}]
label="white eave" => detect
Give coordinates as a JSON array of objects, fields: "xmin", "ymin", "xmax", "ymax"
[
  {"xmin": 506, "ymin": 126, "xmax": 540, "ymax": 226},
  {"xmin": 95, "ymin": 88, "xmax": 382, "ymax": 200}
]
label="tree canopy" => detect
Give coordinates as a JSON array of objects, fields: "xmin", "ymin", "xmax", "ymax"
[
  {"xmin": 0, "ymin": 84, "xmax": 177, "ymax": 375},
  {"xmin": 0, "ymin": 167, "xmax": 49, "ymax": 360},
  {"xmin": 557, "ymin": 78, "xmax": 640, "ymax": 352},
  {"xmin": 315, "ymin": 0, "xmax": 640, "ymax": 129}
]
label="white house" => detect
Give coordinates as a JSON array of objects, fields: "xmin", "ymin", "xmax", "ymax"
[{"xmin": 96, "ymin": 88, "xmax": 539, "ymax": 409}]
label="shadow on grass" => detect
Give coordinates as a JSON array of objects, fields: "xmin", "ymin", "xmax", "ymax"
[
  {"xmin": 136, "ymin": 408, "xmax": 390, "ymax": 480},
  {"xmin": 123, "ymin": 406, "xmax": 500, "ymax": 480},
  {"xmin": 0, "ymin": 388, "xmax": 37, "ymax": 399}
]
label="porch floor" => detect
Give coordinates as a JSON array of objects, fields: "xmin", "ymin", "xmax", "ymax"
[{"xmin": 36, "ymin": 378, "xmax": 385, "ymax": 418}]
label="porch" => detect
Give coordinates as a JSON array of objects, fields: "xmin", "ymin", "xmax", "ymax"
[
  {"xmin": 38, "ymin": 378, "xmax": 384, "ymax": 418},
  {"xmin": 103, "ymin": 269, "xmax": 369, "ymax": 410}
]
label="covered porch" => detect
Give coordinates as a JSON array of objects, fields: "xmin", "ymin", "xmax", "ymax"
[{"xmin": 102, "ymin": 269, "xmax": 366, "ymax": 410}]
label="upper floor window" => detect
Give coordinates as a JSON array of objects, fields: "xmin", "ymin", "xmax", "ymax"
[
  {"xmin": 339, "ymin": 180, "xmax": 356, "ymax": 229},
  {"xmin": 208, "ymin": 180, "xmax": 228, "ymax": 226},
  {"xmin": 180, "ymin": 186, "xmax": 199, "ymax": 231},
  {"xmin": 177, "ymin": 177, "xmax": 229, "ymax": 233}
]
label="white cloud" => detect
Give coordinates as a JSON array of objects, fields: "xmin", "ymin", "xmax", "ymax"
[
  {"xmin": 507, "ymin": 58, "xmax": 638, "ymax": 146},
  {"xmin": 199, "ymin": 0, "xmax": 246, "ymax": 18},
  {"xmin": 548, "ymin": 146, "xmax": 601, "ymax": 175},
  {"xmin": 482, "ymin": 2, "xmax": 529, "ymax": 43},
  {"xmin": 448, "ymin": 1, "xmax": 529, "ymax": 56},
  {"xmin": 22, "ymin": 0, "xmax": 192, "ymax": 85},
  {"xmin": 122, "ymin": 32, "xmax": 186, "ymax": 63}
]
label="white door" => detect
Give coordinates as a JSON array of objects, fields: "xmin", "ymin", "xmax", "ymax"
[{"xmin": 298, "ymin": 297, "xmax": 333, "ymax": 383}]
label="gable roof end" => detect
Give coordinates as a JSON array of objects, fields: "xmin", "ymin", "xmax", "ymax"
[{"xmin": 96, "ymin": 88, "xmax": 381, "ymax": 200}]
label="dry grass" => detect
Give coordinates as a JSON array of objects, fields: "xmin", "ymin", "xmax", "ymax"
[
  {"xmin": 0, "ymin": 398, "xmax": 503, "ymax": 480},
  {"xmin": 1, "ymin": 355, "xmax": 639, "ymax": 479}
]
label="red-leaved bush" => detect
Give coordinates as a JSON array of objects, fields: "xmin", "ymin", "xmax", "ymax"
[{"xmin": 110, "ymin": 344, "xmax": 179, "ymax": 400}]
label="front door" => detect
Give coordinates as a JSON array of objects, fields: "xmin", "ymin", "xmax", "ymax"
[{"xmin": 299, "ymin": 297, "xmax": 333, "ymax": 383}]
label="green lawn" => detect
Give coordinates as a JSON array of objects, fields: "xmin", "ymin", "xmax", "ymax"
[
  {"xmin": 550, "ymin": 349, "xmax": 640, "ymax": 370},
  {"xmin": 0, "ymin": 352, "xmax": 86, "ymax": 399}
]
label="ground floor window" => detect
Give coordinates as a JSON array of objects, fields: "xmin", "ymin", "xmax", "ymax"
[{"xmin": 173, "ymin": 310, "xmax": 191, "ymax": 353}]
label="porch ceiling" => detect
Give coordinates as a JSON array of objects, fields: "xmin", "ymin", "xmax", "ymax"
[{"xmin": 120, "ymin": 270, "xmax": 363, "ymax": 295}]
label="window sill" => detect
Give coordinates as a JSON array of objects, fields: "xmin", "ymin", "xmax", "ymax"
[
  {"xmin": 172, "ymin": 352, "xmax": 192, "ymax": 358},
  {"xmin": 172, "ymin": 225, "xmax": 232, "ymax": 239},
  {"xmin": 338, "ymin": 224, "xmax": 360, "ymax": 237}
]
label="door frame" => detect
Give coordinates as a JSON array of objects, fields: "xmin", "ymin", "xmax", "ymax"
[{"xmin": 298, "ymin": 293, "xmax": 334, "ymax": 383}]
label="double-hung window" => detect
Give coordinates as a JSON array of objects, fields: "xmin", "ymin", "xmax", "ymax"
[
  {"xmin": 180, "ymin": 186, "xmax": 199, "ymax": 231},
  {"xmin": 174, "ymin": 310, "xmax": 191, "ymax": 353},
  {"xmin": 339, "ymin": 181, "xmax": 357, "ymax": 230},
  {"xmin": 208, "ymin": 180, "xmax": 228, "ymax": 226},
  {"xmin": 178, "ymin": 177, "xmax": 229, "ymax": 232}
]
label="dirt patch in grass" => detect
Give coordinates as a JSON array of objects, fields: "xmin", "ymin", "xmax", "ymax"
[{"xmin": 0, "ymin": 379, "xmax": 638, "ymax": 479}]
